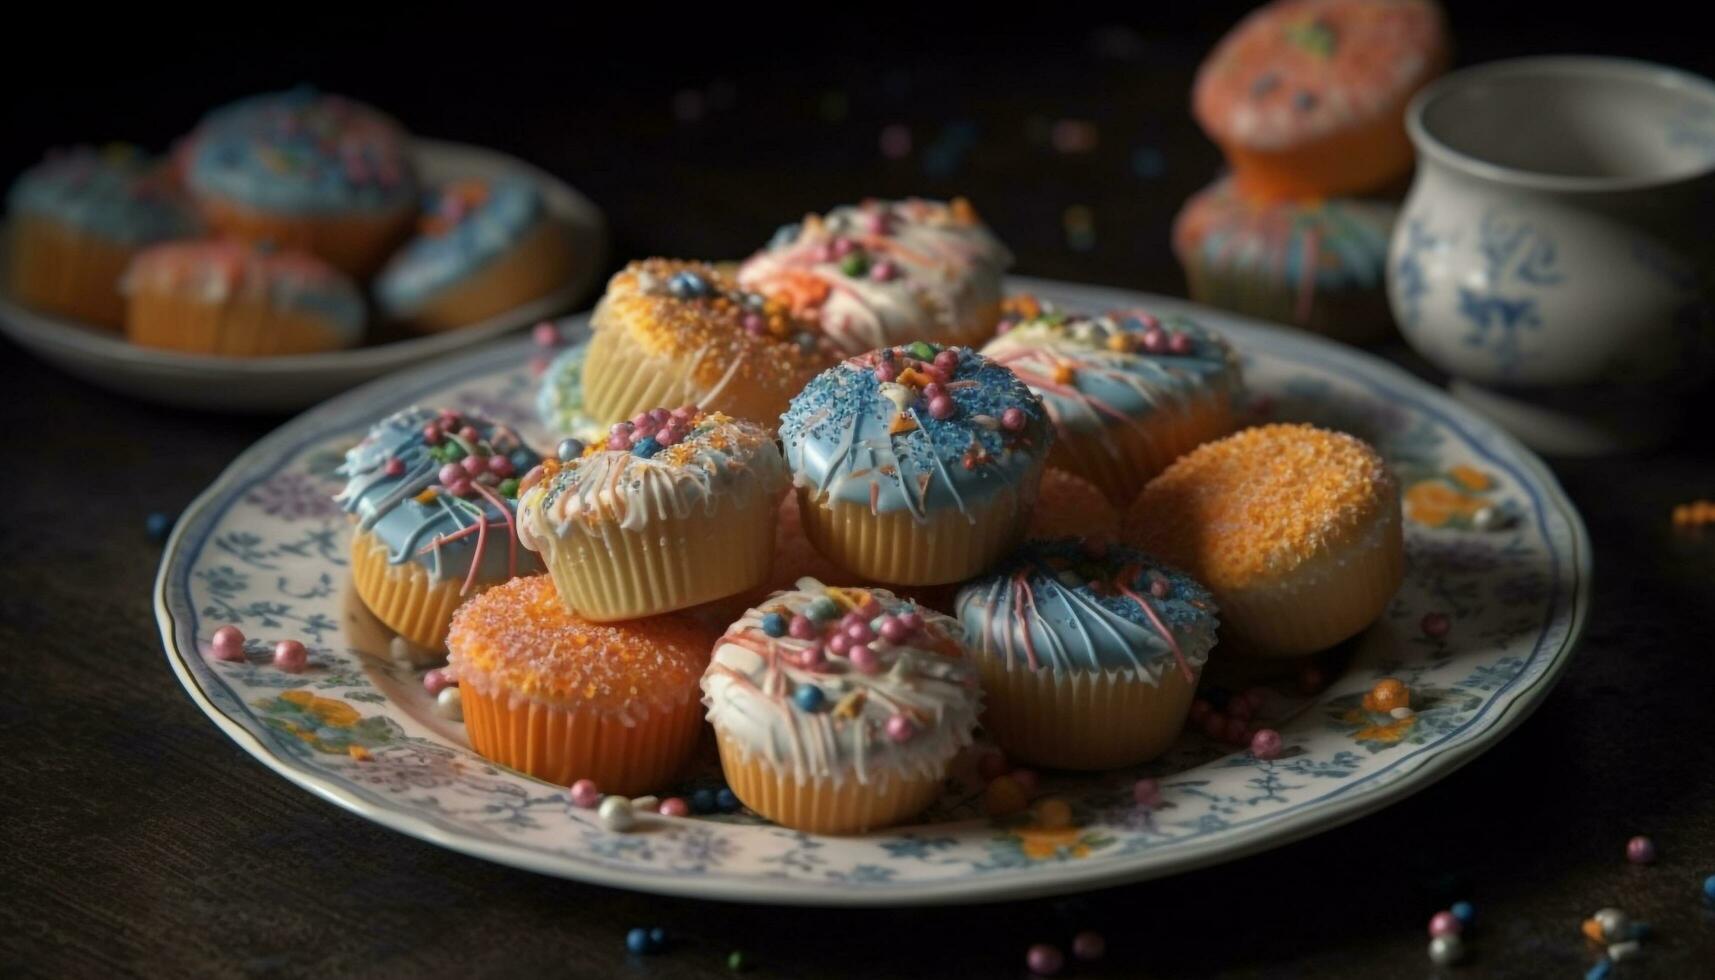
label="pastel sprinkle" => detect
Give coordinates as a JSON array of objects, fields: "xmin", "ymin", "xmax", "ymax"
[
  {"xmin": 1626, "ymin": 835, "xmax": 1656, "ymax": 864},
  {"xmin": 210, "ymin": 625, "xmax": 247, "ymax": 663},
  {"xmin": 272, "ymin": 640, "xmax": 307, "ymax": 673},
  {"xmin": 1026, "ymin": 943, "xmax": 1064, "ymax": 976},
  {"xmin": 570, "ymin": 779, "xmax": 601, "ymax": 809}
]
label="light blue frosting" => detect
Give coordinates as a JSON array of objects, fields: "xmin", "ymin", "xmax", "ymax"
[
  {"xmin": 374, "ymin": 177, "xmax": 546, "ymax": 316},
  {"xmin": 982, "ymin": 310, "xmax": 1242, "ymax": 438},
  {"xmin": 1180, "ymin": 180, "xmax": 1397, "ymax": 290},
  {"xmin": 778, "ymin": 344, "xmax": 1052, "ymax": 522},
  {"xmin": 188, "ymin": 87, "xmax": 417, "ymax": 214},
  {"xmin": 335, "ymin": 406, "xmax": 543, "ymax": 585},
  {"xmin": 7, "ymin": 148, "xmax": 198, "ymax": 244},
  {"xmin": 955, "ymin": 538, "xmax": 1218, "ymax": 676},
  {"xmin": 535, "ymin": 340, "xmax": 605, "ymax": 442}
]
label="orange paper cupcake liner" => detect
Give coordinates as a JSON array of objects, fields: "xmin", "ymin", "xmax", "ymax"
[
  {"xmin": 796, "ymin": 481, "xmax": 1036, "ymax": 587},
  {"xmin": 461, "ymin": 682, "xmax": 704, "ymax": 795},
  {"xmin": 7, "ymin": 215, "xmax": 136, "ymax": 329},
  {"xmin": 348, "ymin": 529, "xmax": 469, "ymax": 651},
  {"xmin": 125, "ymin": 289, "xmax": 353, "ymax": 356},
  {"xmin": 975, "ymin": 657, "xmax": 1199, "ymax": 770},
  {"xmin": 538, "ymin": 493, "xmax": 778, "ymax": 622},
  {"xmin": 402, "ymin": 219, "xmax": 576, "ymax": 331},
  {"xmin": 715, "ymin": 731, "xmax": 943, "ymax": 835}
]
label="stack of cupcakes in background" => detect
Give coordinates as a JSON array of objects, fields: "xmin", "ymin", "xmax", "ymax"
[
  {"xmin": 4, "ymin": 87, "xmax": 580, "ymax": 356},
  {"xmin": 1173, "ymin": 0, "xmax": 1451, "ymax": 344}
]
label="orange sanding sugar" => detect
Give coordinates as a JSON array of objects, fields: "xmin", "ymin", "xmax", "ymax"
[
  {"xmin": 447, "ymin": 575, "xmax": 713, "ymax": 714},
  {"xmin": 1028, "ymin": 467, "xmax": 1119, "ymax": 541},
  {"xmin": 599, "ymin": 258, "xmax": 830, "ymax": 390},
  {"xmin": 1129, "ymin": 423, "xmax": 1395, "ymax": 589}
]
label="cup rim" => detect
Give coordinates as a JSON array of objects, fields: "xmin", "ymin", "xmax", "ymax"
[{"xmin": 1407, "ymin": 55, "xmax": 1715, "ymax": 193}]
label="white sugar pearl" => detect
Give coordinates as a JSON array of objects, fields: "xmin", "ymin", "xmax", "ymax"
[
  {"xmin": 1390, "ymin": 706, "xmax": 1416, "ymax": 720},
  {"xmin": 1427, "ymin": 934, "xmax": 1464, "ymax": 966},
  {"xmin": 598, "ymin": 795, "xmax": 636, "ymax": 832},
  {"xmin": 1594, "ymin": 908, "xmax": 1629, "ymax": 942},
  {"xmin": 389, "ymin": 635, "xmax": 438, "ymax": 668},
  {"xmin": 435, "ymin": 686, "xmax": 463, "ymax": 721},
  {"xmin": 1472, "ymin": 506, "xmax": 1510, "ymax": 531},
  {"xmin": 1608, "ymin": 940, "xmax": 1642, "ymax": 962}
]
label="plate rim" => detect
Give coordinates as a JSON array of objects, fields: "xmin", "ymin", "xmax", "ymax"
[{"xmin": 154, "ymin": 279, "xmax": 1592, "ymax": 905}]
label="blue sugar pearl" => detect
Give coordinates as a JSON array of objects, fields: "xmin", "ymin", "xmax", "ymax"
[
  {"xmin": 1450, "ymin": 901, "xmax": 1474, "ymax": 926},
  {"xmin": 557, "ymin": 438, "xmax": 585, "ymax": 461},
  {"xmin": 761, "ymin": 612, "xmax": 787, "ymax": 637},
  {"xmin": 794, "ymin": 684, "xmax": 825, "ymax": 712},
  {"xmin": 626, "ymin": 928, "xmax": 651, "ymax": 954},
  {"xmin": 716, "ymin": 788, "xmax": 739, "ymax": 813},
  {"xmin": 145, "ymin": 511, "xmax": 174, "ymax": 542},
  {"xmin": 649, "ymin": 927, "xmax": 668, "ymax": 951},
  {"xmin": 1585, "ymin": 960, "xmax": 1612, "ymax": 980},
  {"xmin": 1703, "ymin": 874, "xmax": 1715, "ymax": 902},
  {"xmin": 806, "ymin": 597, "xmax": 839, "ymax": 622},
  {"xmin": 667, "ymin": 270, "xmax": 711, "ymax": 299},
  {"xmin": 632, "ymin": 436, "xmax": 661, "ymax": 458},
  {"xmin": 691, "ymin": 788, "xmax": 717, "ymax": 814}
]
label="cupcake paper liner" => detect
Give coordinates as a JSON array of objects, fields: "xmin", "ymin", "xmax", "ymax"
[
  {"xmin": 796, "ymin": 482, "xmax": 1035, "ymax": 587},
  {"xmin": 1050, "ymin": 387, "xmax": 1238, "ymax": 506},
  {"xmin": 715, "ymin": 731, "xmax": 945, "ymax": 835},
  {"xmin": 7, "ymin": 215, "xmax": 134, "ymax": 329},
  {"xmin": 348, "ymin": 528, "xmax": 468, "ymax": 651},
  {"xmin": 975, "ymin": 656, "xmax": 1200, "ymax": 770}
]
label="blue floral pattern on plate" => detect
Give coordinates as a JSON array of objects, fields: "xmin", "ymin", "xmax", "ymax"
[{"xmin": 156, "ymin": 279, "xmax": 1589, "ymax": 906}]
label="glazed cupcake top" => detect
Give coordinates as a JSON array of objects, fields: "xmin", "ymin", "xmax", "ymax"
[
  {"xmin": 448, "ymin": 575, "xmax": 710, "ymax": 720},
  {"xmin": 955, "ymin": 538, "xmax": 1218, "ymax": 680},
  {"xmin": 702, "ymin": 579, "xmax": 981, "ymax": 784},
  {"xmin": 517, "ymin": 407, "xmax": 787, "ymax": 537},
  {"xmin": 535, "ymin": 340, "xmax": 606, "ymax": 444},
  {"xmin": 375, "ymin": 177, "xmax": 551, "ymax": 315},
  {"xmin": 187, "ymin": 87, "xmax": 417, "ymax": 213},
  {"xmin": 738, "ymin": 197, "xmax": 1012, "ymax": 354},
  {"xmin": 123, "ymin": 240, "xmax": 366, "ymax": 339},
  {"xmin": 1173, "ymin": 176, "xmax": 1396, "ymax": 292},
  {"xmin": 982, "ymin": 307, "xmax": 1242, "ymax": 437},
  {"xmin": 335, "ymin": 406, "xmax": 544, "ymax": 588},
  {"xmin": 1193, "ymin": 0, "xmax": 1449, "ymax": 150},
  {"xmin": 7, "ymin": 145, "xmax": 199, "ymax": 244},
  {"xmin": 594, "ymin": 258, "xmax": 836, "ymax": 411},
  {"xmin": 1128, "ymin": 423, "xmax": 1398, "ymax": 590},
  {"xmin": 779, "ymin": 343, "xmax": 1052, "ymax": 522}
]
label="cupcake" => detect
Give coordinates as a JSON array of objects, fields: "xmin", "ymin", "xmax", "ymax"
[
  {"xmin": 1173, "ymin": 175, "xmax": 1398, "ymax": 344},
  {"xmin": 375, "ymin": 176, "xmax": 574, "ymax": 331},
  {"xmin": 1028, "ymin": 468, "xmax": 1120, "ymax": 542},
  {"xmin": 185, "ymin": 88, "xmax": 418, "ymax": 278},
  {"xmin": 780, "ymin": 342, "xmax": 1054, "ymax": 586},
  {"xmin": 956, "ymin": 539, "xmax": 1219, "ymax": 769},
  {"xmin": 335, "ymin": 406, "xmax": 544, "ymax": 649},
  {"xmin": 1193, "ymin": 0, "xmax": 1450, "ymax": 201},
  {"xmin": 1127, "ymin": 423, "xmax": 1404, "ymax": 656},
  {"xmin": 449, "ymin": 575, "xmax": 710, "ymax": 794},
  {"xmin": 982, "ymin": 307, "xmax": 1243, "ymax": 505},
  {"xmin": 5, "ymin": 146, "xmax": 199, "ymax": 329},
  {"xmin": 582, "ymin": 259, "xmax": 835, "ymax": 431},
  {"xmin": 122, "ymin": 240, "xmax": 364, "ymax": 356},
  {"xmin": 702, "ymin": 580, "xmax": 980, "ymax": 833},
  {"xmin": 517, "ymin": 408, "xmax": 788, "ymax": 621},
  {"xmin": 738, "ymin": 197, "xmax": 1012, "ymax": 353},
  {"xmin": 535, "ymin": 339, "xmax": 605, "ymax": 444}
]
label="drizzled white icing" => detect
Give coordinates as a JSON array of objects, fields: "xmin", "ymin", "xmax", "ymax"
[{"xmin": 702, "ymin": 579, "xmax": 981, "ymax": 786}]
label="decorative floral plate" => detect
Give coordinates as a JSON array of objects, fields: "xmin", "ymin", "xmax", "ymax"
[
  {"xmin": 156, "ymin": 277, "xmax": 1589, "ymax": 906},
  {"xmin": 0, "ymin": 139, "xmax": 607, "ymax": 413}
]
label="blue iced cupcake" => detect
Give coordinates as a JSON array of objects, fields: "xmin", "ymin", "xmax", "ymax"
[
  {"xmin": 779, "ymin": 341, "xmax": 1052, "ymax": 585},
  {"xmin": 956, "ymin": 537, "xmax": 1219, "ymax": 769},
  {"xmin": 335, "ymin": 406, "xmax": 544, "ymax": 650}
]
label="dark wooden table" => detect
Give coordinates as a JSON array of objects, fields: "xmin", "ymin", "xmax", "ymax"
[{"xmin": 5, "ymin": 13, "xmax": 1715, "ymax": 979}]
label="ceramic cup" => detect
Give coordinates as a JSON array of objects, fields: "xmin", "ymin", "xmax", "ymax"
[{"xmin": 1387, "ymin": 57, "xmax": 1715, "ymax": 455}]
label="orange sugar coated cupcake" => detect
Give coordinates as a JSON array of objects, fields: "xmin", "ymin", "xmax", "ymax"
[
  {"xmin": 1126, "ymin": 423, "xmax": 1403, "ymax": 656},
  {"xmin": 1027, "ymin": 468, "xmax": 1119, "ymax": 542},
  {"xmin": 1193, "ymin": 0, "xmax": 1450, "ymax": 201},
  {"xmin": 122, "ymin": 240, "xmax": 364, "ymax": 355},
  {"xmin": 446, "ymin": 575, "xmax": 713, "ymax": 795},
  {"xmin": 581, "ymin": 259, "xmax": 837, "ymax": 431}
]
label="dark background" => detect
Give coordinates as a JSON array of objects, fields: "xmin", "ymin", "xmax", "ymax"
[{"xmin": 5, "ymin": 5, "xmax": 1715, "ymax": 978}]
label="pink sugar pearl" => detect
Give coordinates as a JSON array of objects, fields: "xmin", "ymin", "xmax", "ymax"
[
  {"xmin": 210, "ymin": 625, "xmax": 246, "ymax": 663},
  {"xmin": 658, "ymin": 797, "xmax": 690, "ymax": 817},
  {"xmin": 1626, "ymin": 835, "xmax": 1657, "ymax": 864},
  {"xmin": 1250, "ymin": 728, "xmax": 1283, "ymax": 760},
  {"xmin": 933, "ymin": 349, "xmax": 960, "ymax": 372},
  {"xmin": 438, "ymin": 463, "xmax": 464, "ymax": 486},
  {"xmin": 849, "ymin": 645, "xmax": 880, "ymax": 673},
  {"xmin": 383, "ymin": 457, "xmax": 405, "ymax": 478},
  {"xmin": 458, "ymin": 425, "xmax": 479, "ymax": 443},
  {"xmin": 859, "ymin": 597, "xmax": 883, "ymax": 618},
  {"xmin": 606, "ymin": 432, "xmax": 629, "ymax": 451},
  {"xmin": 1001, "ymin": 407, "xmax": 1026, "ymax": 432},
  {"xmin": 742, "ymin": 313, "xmax": 766, "ymax": 335},
  {"xmin": 828, "ymin": 632, "xmax": 852, "ymax": 655},
  {"xmin": 879, "ymin": 617, "xmax": 910, "ymax": 643},
  {"xmin": 928, "ymin": 396, "xmax": 956, "ymax": 420},
  {"xmin": 461, "ymin": 454, "xmax": 487, "ymax": 476},
  {"xmin": 488, "ymin": 455, "xmax": 515, "ymax": 477},
  {"xmin": 1167, "ymin": 331, "xmax": 1193, "ymax": 354},
  {"xmin": 569, "ymin": 779, "xmax": 601, "ymax": 809},
  {"xmin": 272, "ymin": 640, "xmax": 307, "ymax": 673},
  {"xmin": 648, "ymin": 408, "xmax": 671, "ymax": 424},
  {"xmin": 423, "ymin": 669, "xmax": 452, "ymax": 696},
  {"xmin": 885, "ymin": 714, "xmax": 916, "ymax": 743},
  {"xmin": 846, "ymin": 621, "xmax": 874, "ymax": 643},
  {"xmin": 874, "ymin": 362, "xmax": 897, "ymax": 382},
  {"xmin": 1133, "ymin": 778, "xmax": 1162, "ymax": 807},
  {"xmin": 444, "ymin": 477, "xmax": 472, "ymax": 497},
  {"xmin": 532, "ymin": 321, "xmax": 559, "ymax": 347},
  {"xmin": 897, "ymin": 611, "xmax": 923, "ymax": 631},
  {"xmin": 1026, "ymin": 943, "xmax": 1064, "ymax": 976},
  {"xmin": 799, "ymin": 644, "xmax": 826, "ymax": 670},
  {"xmin": 1071, "ymin": 930, "xmax": 1106, "ymax": 961},
  {"xmin": 869, "ymin": 259, "xmax": 897, "ymax": 281},
  {"xmin": 1428, "ymin": 911, "xmax": 1462, "ymax": 938},
  {"xmin": 789, "ymin": 615, "xmax": 816, "ymax": 639}
]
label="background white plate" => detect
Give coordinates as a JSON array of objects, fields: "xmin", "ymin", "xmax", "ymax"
[
  {"xmin": 0, "ymin": 139, "xmax": 607, "ymax": 413},
  {"xmin": 156, "ymin": 279, "xmax": 1590, "ymax": 905}
]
